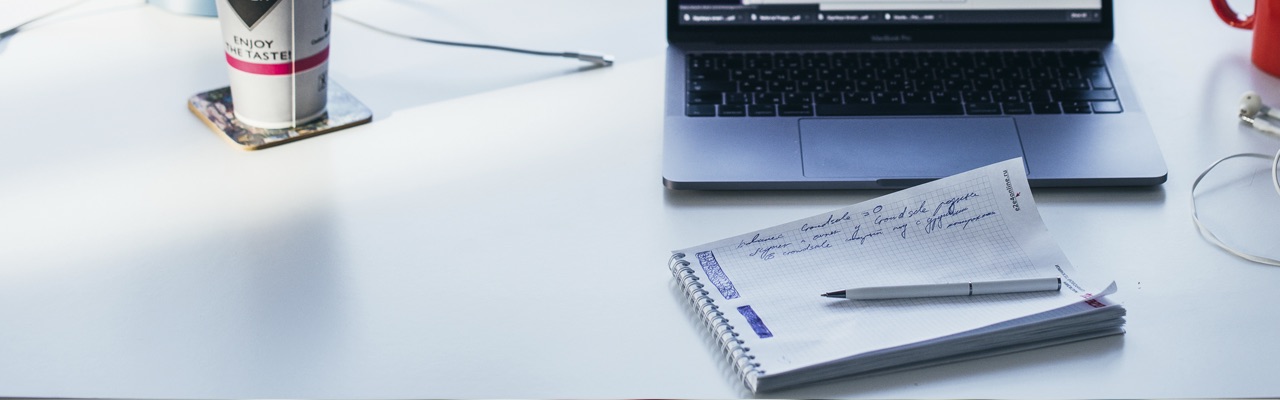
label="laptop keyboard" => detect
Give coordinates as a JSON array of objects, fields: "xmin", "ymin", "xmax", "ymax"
[{"xmin": 685, "ymin": 50, "xmax": 1121, "ymax": 117}]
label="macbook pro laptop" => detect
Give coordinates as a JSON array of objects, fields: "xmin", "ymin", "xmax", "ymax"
[{"xmin": 662, "ymin": 0, "xmax": 1167, "ymax": 190}]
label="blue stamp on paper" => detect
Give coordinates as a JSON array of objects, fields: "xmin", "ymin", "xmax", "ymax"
[
  {"xmin": 737, "ymin": 305, "xmax": 773, "ymax": 339},
  {"xmin": 696, "ymin": 251, "xmax": 739, "ymax": 300}
]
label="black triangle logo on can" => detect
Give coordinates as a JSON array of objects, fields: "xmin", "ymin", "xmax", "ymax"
[{"xmin": 228, "ymin": 0, "xmax": 283, "ymax": 31}]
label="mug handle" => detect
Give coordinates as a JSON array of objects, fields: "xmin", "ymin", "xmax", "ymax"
[{"xmin": 1212, "ymin": 0, "xmax": 1255, "ymax": 29}]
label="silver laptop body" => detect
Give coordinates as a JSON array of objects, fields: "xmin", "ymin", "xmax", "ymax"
[{"xmin": 663, "ymin": 0, "xmax": 1166, "ymax": 190}]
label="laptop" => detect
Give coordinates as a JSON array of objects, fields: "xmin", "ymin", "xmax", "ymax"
[{"xmin": 662, "ymin": 0, "xmax": 1167, "ymax": 190}]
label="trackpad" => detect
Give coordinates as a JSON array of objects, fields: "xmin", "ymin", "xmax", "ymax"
[{"xmin": 800, "ymin": 118, "xmax": 1024, "ymax": 180}]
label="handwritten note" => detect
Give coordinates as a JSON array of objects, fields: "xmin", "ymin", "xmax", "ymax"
[
  {"xmin": 671, "ymin": 158, "xmax": 1121, "ymax": 393},
  {"xmin": 735, "ymin": 189, "xmax": 1001, "ymax": 262},
  {"xmin": 673, "ymin": 158, "xmax": 1116, "ymax": 384},
  {"xmin": 698, "ymin": 162, "xmax": 1061, "ymax": 296}
]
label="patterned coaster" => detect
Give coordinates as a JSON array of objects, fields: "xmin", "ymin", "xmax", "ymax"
[{"xmin": 188, "ymin": 82, "xmax": 372, "ymax": 150}]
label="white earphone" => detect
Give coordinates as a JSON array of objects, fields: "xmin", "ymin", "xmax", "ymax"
[
  {"xmin": 1239, "ymin": 91, "xmax": 1280, "ymax": 135},
  {"xmin": 1191, "ymin": 91, "xmax": 1280, "ymax": 266}
]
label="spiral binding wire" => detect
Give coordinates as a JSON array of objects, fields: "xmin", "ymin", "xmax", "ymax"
[{"xmin": 669, "ymin": 253, "xmax": 764, "ymax": 386}]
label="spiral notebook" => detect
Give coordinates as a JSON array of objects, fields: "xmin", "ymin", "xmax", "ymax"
[{"xmin": 668, "ymin": 158, "xmax": 1125, "ymax": 393}]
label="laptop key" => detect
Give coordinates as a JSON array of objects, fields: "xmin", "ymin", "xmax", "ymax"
[
  {"xmin": 1032, "ymin": 102, "xmax": 1063, "ymax": 114},
  {"xmin": 965, "ymin": 103, "xmax": 1002, "ymax": 115},
  {"xmin": 1021, "ymin": 90, "xmax": 1053, "ymax": 102},
  {"xmin": 964, "ymin": 91, "xmax": 994, "ymax": 103},
  {"xmin": 993, "ymin": 91, "xmax": 1022, "ymax": 103},
  {"xmin": 755, "ymin": 92, "xmax": 783, "ymax": 105},
  {"xmin": 1052, "ymin": 89, "xmax": 1117, "ymax": 101},
  {"xmin": 1060, "ymin": 78, "xmax": 1091, "ymax": 90},
  {"xmin": 689, "ymin": 70, "xmax": 729, "ymax": 81},
  {"xmin": 815, "ymin": 93, "xmax": 844, "ymax": 105},
  {"xmin": 689, "ymin": 80, "xmax": 736, "ymax": 93},
  {"xmin": 1002, "ymin": 102, "xmax": 1033, "ymax": 114},
  {"xmin": 783, "ymin": 92, "xmax": 813, "ymax": 105},
  {"xmin": 748, "ymin": 105, "xmax": 778, "ymax": 117},
  {"xmin": 932, "ymin": 91, "xmax": 963, "ymax": 104},
  {"xmin": 719, "ymin": 105, "xmax": 747, "ymax": 117},
  {"xmin": 739, "ymin": 80, "xmax": 771, "ymax": 93},
  {"xmin": 798, "ymin": 80, "xmax": 826, "ymax": 92},
  {"xmin": 686, "ymin": 104, "xmax": 717, "ymax": 117},
  {"xmin": 1062, "ymin": 51, "xmax": 1104, "ymax": 67},
  {"xmin": 779, "ymin": 103, "xmax": 814, "ymax": 116},
  {"xmin": 725, "ymin": 93, "xmax": 752, "ymax": 105},
  {"xmin": 816, "ymin": 103, "xmax": 965, "ymax": 116},
  {"xmin": 873, "ymin": 91, "xmax": 902, "ymax": 104},
  {"xmin": 1062, "ymin": 101, "xmax": 1093, "ymax": 114},
  {"xmin": 845, "ymin": 92, "xmax": 875, "ymax": 104},
  {"xmin": 687, "ymin": 92, "xmax": 724, "ymax": 105},
  {"xmin": 1091, "ymin": 101, "xmax": 1123, "ymax": 113},
  {"xmin": 902, "ymin": 91, "xmax": 932, "ymax": 104},
  {"xmin": 1084, "ymin": 67, "xmax": 1113, "ymax": 89},
  {"xmin": 688, "ymin": 56, "xmax": 718, "ymax": 70},
  {"xmin": 1006, "ymin": 79, "xmax": 1036, "ymax": 92},
  {"xmin": 828, "ymin": 80, "xmax": 857, "ymax": 93}
]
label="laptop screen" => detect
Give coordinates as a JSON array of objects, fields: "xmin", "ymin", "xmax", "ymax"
[
  {"xmin": 677, "ymin": 0, "xmax": 1102, "ymax": 26},
  {"xmin": 669, "ymin": 0, "xmax": 1112, "ymax": 44}
]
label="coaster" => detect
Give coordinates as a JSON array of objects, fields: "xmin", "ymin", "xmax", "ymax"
[{"xmin": 188, "ymin": 82, "xmax": 373, "ymax": 150}]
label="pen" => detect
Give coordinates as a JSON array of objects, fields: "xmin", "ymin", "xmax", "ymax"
[{"xmin": 821, "ymin": 277, "xmax": 1062, "ymax": 300}]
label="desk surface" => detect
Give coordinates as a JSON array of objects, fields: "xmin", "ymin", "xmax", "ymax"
[{"xmin": 3, "ymin": 0, "xmax": 1280, "ymax": 398}]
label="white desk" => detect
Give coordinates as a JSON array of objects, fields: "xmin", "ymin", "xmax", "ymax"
[{"xmin": 2, "ymin": 0, "xmax": 1279, "ymax": 398}]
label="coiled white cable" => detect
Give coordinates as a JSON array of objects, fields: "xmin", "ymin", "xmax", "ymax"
[{"xmin": 1189, "ymin": 148, "xmax": 1280, "ymax": 266}]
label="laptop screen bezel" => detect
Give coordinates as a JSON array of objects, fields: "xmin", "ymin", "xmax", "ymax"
[{"xmin": 667, "ymin": 0, "xmax": 1114, "ymax": 44}]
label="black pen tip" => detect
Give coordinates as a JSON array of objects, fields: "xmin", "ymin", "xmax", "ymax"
[{"xmin": 821, "ymin": 291, "xmax": 845, "ymax": 298}]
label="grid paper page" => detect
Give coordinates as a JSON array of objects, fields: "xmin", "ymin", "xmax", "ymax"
[{"xmin": 673, "ymin": 158, "xmax": 1111, "ymax": 378}]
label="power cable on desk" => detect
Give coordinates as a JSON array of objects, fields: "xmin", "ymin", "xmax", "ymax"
[
  {"xmin": 334, "ymin": 13, "xmax": 614, "ymax": 67},
  {"xmin": 3, "ymin": 0, "xmax": 615, "ymax": 68},
  {"xmin": 0, "ymin": 0, "xmax": 103, "ymax": 41}
]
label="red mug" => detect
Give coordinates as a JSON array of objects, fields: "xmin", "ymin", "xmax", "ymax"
[{"xmin": 1214, "ymin": 0, "xmax": 1280, "ymax": 77}]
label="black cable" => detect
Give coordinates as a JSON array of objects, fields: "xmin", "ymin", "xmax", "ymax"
[
  {"xmin": 0, "ymin": 1, "xmax": 614, "ymax": 66},
  {"xmin": 335, "ymin": 13, "xmax": 613, "ymax": 66},
  {"xmin": 1, "ymin": 0, "xmax": 98, "ymax": 41}
]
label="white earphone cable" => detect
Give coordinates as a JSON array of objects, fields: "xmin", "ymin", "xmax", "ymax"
[{"xmin": 1190, "ymin": 142, "xmax": 1280, "ymax": 267}]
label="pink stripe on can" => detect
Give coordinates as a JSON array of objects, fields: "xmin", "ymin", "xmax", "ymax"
[{"xmin": 225, "ymin": 46, "xmax": 329, "ymax": 75}]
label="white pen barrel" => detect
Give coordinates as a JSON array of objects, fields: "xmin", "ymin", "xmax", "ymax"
[
  {"xmin": 970, "ymin": 277, "xmax": 1060, "ymax": 295},
  {"xmin": 845, "ymin": 282, "xmax": 970, "ymax": 300},
  {"xmin": 841, "ymin": 277, "xmax": 1061, "ymax": 300}
]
